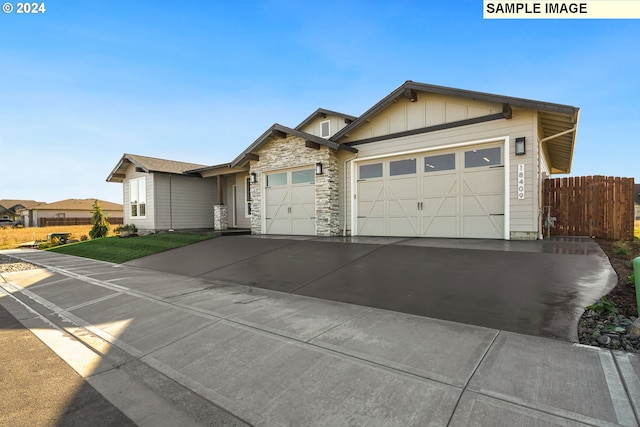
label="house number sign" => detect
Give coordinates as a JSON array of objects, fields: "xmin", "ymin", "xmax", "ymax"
[{"xmin": 517, "ymin": 164, "xmax": 525, "ymax": 200}]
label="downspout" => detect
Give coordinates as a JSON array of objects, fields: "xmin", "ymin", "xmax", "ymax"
[{"xmin": 343, "ymin": 152, "xmax": 358, "ymax": 236}]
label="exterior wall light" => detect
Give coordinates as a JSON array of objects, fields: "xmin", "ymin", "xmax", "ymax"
[
  {"xmin": 315, "ymin": 162, "xmax": 323, "ymax": 175},
  {"xmin": 250, "ymin": 172, "xmax": 257, "ymax": 183},
  {"xmin": 515, "ymin": 137, "xmax": 526, "ymax": 156}
]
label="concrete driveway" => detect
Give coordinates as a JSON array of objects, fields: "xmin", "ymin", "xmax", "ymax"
[{"xmin": 126, "ymin": 235, "xmax": 617, "ymax": 342}]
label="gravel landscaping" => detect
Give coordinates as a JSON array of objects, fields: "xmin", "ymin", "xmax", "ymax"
[
  {"xmin": 0, "ymin": 254, "xmax": 39, "ymax": 274},
  {"xmin": 577, "ymin": 239, "xmax": 640, "ymax": 353}
]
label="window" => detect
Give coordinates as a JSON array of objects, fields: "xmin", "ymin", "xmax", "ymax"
[
  {"xmin": 245, "ymin": 177, "xmax": 252, "ymax": 217},
  {"xmin": 266, "ymin": 172, "xmax": 287, "ymax": 187},
  {"xmin": 291, "ymin": 169, "xmax": 315, "ymax": 184},
  {"xmin": 424, "ymin": 153, "xmax": 455, "ymax": 172},
  {"xmin": 465, "ymin": 147, "xmax": 501, "ymax": 168},
  {"xmin": 320, "ymin": 120, "xmax": 330, "ymax": 138},
  {"xmin": 130, "ymin": 177, "xmax": 146, "ymax": 217},
  {"xmin": 359, "ymin": 163, "xmax": 383, "ymax": 179},
  {"xmin": 390, "ymin": 158, "xmax": 416, "ymax": 176}
]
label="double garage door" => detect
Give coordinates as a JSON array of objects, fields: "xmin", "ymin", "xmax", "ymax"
[{"xmin": 356, "ymin": 145, "xmax": 505, "ymax": 239}]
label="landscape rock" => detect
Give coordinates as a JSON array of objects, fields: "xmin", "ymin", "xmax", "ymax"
[
  {"xmin": 0, "ymin": 254, "xmax": 38, "ymax": 274},
  {"xmin": 578, "ymin": 308, "xmax": 639, "ymax": 353},
  {"xmin": 628, "ymin": 318, "xmax": 640, "ymax": 339}
]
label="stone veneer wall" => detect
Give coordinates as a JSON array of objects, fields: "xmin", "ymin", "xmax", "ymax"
[{"xmin": 249, "ymin": 136, "xmax": 340, "ymax": 236}]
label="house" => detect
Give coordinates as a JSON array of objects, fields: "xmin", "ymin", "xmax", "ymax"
[
  {"xmin": 106, "ymin": 155, "xmax": 218, "ymax": 231},
  {"xmin": 107, "ymin": 81, "xmax": 580, "ymax": 240},
  {"xmin": 18, "ymin": 198, "xmax": 123, "ymax": 227},
  {"xmin": 635, "ymin": 184, "xmax": 640, "ymax": 220},
  {"xmin": 0, "ymin": 200, "xmax": 43, "ymax": 222}
]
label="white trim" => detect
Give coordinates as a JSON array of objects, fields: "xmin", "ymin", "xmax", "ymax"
[
  {"xmin": 129, "ymin": 176, "xmax": 147, "ymax": 220},
  {"xmin": 231, "ymin": 184, "xmax": 238, "ymax": 227},
  {"xmin": 503, "ymin": 136, "xmax": 510, "ymax": 240},
  {"xmin": 351, "ymin": 136, "xmax": 510, "ymax": 239}
]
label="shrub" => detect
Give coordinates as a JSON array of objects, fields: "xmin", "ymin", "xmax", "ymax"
[
  {"xmin": 586, "ymin": 296, "xmax": 619, "ymax": 315},
  {"xmin": 114, "ymin": 224, "xmax": 138, "ymax": 235},
  {"xmin": 80, "ymin": 235, "xmax": 89, "ymax": 241},
  {"xmin": 89, "ymin": 200, "xmax": 110, "ymax": 239},
  {"xmin": 613, "ymin": 241, "xmax": 630, "ymax": 257}
]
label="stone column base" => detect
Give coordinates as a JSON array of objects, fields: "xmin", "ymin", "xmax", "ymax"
[{"xmin": 213, "ymin": 205, "xmax": 228, "ymax": 230}]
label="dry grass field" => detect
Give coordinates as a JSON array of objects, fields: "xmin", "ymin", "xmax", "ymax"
[{"xmin": 0, "ymin": 225, "xmax": 94, "ymax": 250}]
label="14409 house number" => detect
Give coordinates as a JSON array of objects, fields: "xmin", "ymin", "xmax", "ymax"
[{"xmin": 517, "ymin": 164, "xmax": 525, "ymax": 200}]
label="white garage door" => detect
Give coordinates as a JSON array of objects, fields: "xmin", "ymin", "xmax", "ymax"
[
  {"xmin": 265, "ymin": 168, "xmax": 316, "ymax": 235},
  {"xmin": 357, "ymin": 145, "xmax": 504, "ymax": 239}
]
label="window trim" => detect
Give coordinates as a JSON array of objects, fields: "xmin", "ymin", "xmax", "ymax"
[{"xmin": 129, "ymin": 176, "xmax": 147, "ymax": 219}]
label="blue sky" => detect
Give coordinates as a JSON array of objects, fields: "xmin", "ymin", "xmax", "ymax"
[{"xmin": 1, "ymin": 1, "xmax": 638, "ymax": 204}]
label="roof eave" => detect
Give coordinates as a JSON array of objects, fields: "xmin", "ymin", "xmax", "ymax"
[
  {"xmin": 230, "ymin": 124, "xmax": 356, "ymax": 168},
  {"xmin": 332, "ymin": 81, "xmax": 579, "ymax": 142}
]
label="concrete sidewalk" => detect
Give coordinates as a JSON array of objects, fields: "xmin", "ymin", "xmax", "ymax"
[{"xmin": 1, "ymin": 249, "xmax": 639, "ymax": 426}]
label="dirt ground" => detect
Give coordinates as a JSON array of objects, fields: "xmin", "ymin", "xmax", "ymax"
[{"xmin": 596, "ymin": 238, "xmax": 640, "ymax": 317}]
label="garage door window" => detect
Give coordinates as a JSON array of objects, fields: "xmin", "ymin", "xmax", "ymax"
[
  {"xmin": 424, "ymin": 153, "xmax": 455, "ymax": 172},
  {"xmin": 291, "ymin": 169, "xmax": 315, "ymax": 184},
  {"xmin": 465, "ymin": 147, "xmax": 501, "ymax": 168},
  {"xmin": 390, "ymin": 158, "xmax": 416, "ymax": 176},
  {"xmin": 359, "ymin": 163, "xmax": 383, "ymax": 179},
  {"xmin": 267, "ymin": 172, "xmax": 287, "ymax": 187}
]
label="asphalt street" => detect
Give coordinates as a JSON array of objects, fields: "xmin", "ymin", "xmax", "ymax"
[{"xmin": 0, "ymin": 302, "xmax": 136, "ymax": 427}]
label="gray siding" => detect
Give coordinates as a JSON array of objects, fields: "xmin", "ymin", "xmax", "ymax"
[{"xmin": 154, "ymin": 174, "xmax": 216, "ymax": 230}]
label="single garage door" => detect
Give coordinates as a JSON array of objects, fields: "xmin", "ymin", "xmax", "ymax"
[
  {"xmin": 265, "ymin": 168, "xmax": 316, "ymax": 235},
  {"xmin": 357, "ymin": 145, "xmax": 504, "ymax": 238}
]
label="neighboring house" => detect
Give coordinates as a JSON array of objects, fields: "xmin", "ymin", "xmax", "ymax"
[
  {"xmin": 107, "ymin": 81, "xmax": 580, "ymax": 240},
  {"xmin": 0, "ymin": 199, "xmax": 43, "ymax": 221},
  {"xmin": 635, "ymin": 184, "xmax": 640, "ymax": 220},
  {"xmin": 18, "ymin": 199, "xmax": 123, "ymax": 227}
]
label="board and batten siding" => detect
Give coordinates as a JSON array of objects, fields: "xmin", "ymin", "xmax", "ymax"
[
  {"xmin": 298, "ymin": 114, "xmax": 351, "ymax": 139},
  {"xmin": 123, "ymin": 165, "xmax": 156, "ymax": 231},
  {"xmin": 341, "ymin": 95, "xmax": 504, "ymax": 143},
  {"xmin": 154, "ymin": 174, "xmax": 216, "ymax": 230},
  {"xmin": 340, "ymin": 107, "xmax": 541, "ymax": 239}
]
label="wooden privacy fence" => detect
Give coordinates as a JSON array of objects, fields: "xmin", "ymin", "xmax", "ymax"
[
  {"xmin": 39, "ymin": 217, "xmax": 124, "ymax": 227},
  {"xmin": 543, "ymin": 176, "xmax": 634, "ymax": 240}
]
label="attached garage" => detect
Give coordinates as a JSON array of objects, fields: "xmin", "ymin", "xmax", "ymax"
[
  {"xmin": 355, "ymin": 142, "xmax": 506, "ymax": 239},
  {"xmin": 264, "ymin": 167, "xmax": 316, "ymax": 235}
]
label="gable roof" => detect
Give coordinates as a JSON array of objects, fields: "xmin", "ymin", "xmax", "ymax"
[
  {"xmin": 295, "ymin": 108, "xmax": 358, "ymax": 131},
  {"xmin": 331, "ymin": 81, "xmax": 580, "ymax": 174},
  {"xmin": 21, "ymin": 199, "xmax": 123, "ymax": 212},
  {"xmin": 0, "ymin": 199, "xmax": 42, "ymax": 211},
  {"xmin": 230, "ymin": 123, "xmax": 357, "ymax": 168},
  {"xmin": 107, "ymin": 153, "xmax": 208, "ymax": 182}
]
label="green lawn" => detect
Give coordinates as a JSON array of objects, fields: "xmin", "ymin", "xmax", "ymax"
[{"xmin": 48, "ymin": 233, "xmax": 214, "ymax": 264}]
